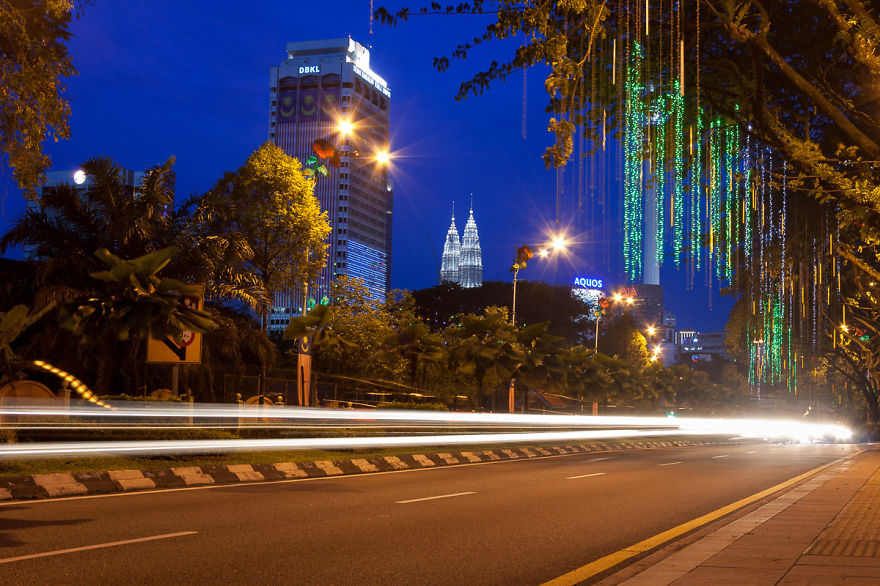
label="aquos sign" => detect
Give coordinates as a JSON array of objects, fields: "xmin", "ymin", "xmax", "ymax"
[{"xmin": 573, "ymin": 276, "xmax": 604, "ymax": 289}]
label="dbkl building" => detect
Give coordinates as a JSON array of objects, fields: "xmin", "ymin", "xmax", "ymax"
[{"xmin": 267, "ymin": 38, "xmax": 392, "ymax": 331}]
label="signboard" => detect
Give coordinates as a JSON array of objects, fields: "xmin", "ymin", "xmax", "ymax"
[
  {"xmin": 147, "ymin": 284, "xmax": 204, "ymax": 364},
  {"xmin": 297, "ymin": 335, "xmax": 313, "ymax": 407},
  {"xmin": 573, "ymin": 275, "xmax": 604, "ymax": 289}
]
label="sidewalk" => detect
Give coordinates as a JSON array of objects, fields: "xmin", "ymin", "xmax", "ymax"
[{"xmin": 603, "ymin": 444, "xmax": 880, "ymax": 585}]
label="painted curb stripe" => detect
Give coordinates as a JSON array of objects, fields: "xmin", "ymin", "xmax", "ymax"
[
  {"xmin": 0, "ymin": 439, "xmax": 737, "ymax": 502},
  {"xmin": 541, "ymin": 451, "xmax": 862, "ymax": 586}
]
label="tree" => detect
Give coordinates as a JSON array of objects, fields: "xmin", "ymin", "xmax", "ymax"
[
  {"xmin": 412, "ymin": 280, "xmax": 591, "ymax": 344},
  {"xmin": 1, "ymin": 0, "xmax": 81, "ymax": 195},
  {"xmin": 201, "ymin": 142, "xmax": 331, "ymax": 329},
  {"xmin": 601, "ymin": 312, "xmax": 649, "ymax": 367},
  {"xmin": 378, "ymin": 1, "xmax": 880, "ymax": 421},
  {"xmin": 446, "ymin": 306, "xmax": 521, "ymax": 409}
]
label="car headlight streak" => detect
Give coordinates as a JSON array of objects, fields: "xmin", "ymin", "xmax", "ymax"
[{"xmin": 0, "ymin": 402, "xmax": 852, "ymax": 460}]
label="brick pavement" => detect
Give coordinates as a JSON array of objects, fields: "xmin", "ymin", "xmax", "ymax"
[{"xmin": 606, "ymin": 445, "xmax": 880, "ymax": 585}]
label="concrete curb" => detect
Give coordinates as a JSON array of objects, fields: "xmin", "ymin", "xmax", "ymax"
[{"xmin": 0, "ymin": 439, "xmax": 745, "ymax": 501}]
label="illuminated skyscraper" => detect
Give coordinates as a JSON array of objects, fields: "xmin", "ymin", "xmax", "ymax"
[
  {"xmin": 268, "ymin": 38, "xmax": 392, "ymax": 331},
  {"xmin": 459, "ymin": 204, "xmax": 483, "ymax": 288},
  {"xmin": 439, "ymin": 201, "xmax": 482, "ymax": 288},
  {"xmin": 440, "ymin": 206, "xmax": 460, "ymax": 284}
]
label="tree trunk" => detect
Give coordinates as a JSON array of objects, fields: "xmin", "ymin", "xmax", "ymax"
[{"xmin": 862, "ymin": 387, "xmax": 879, "ymax": 423}]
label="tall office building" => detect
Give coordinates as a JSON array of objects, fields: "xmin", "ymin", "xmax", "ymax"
[
  {"xmin": 459, "ymin": 204, "xmax": 483, "ymax": 288},
  {"xmin": 440, "ymin": 206, "xmax": 460, "ymax": 284},
  {"xmin": 439, "ymin": 201, "xmax": 482, "ymax": 288},
  {"xmin": 268, "ymin": 38, "xmax": 392, "ymax": 330}
]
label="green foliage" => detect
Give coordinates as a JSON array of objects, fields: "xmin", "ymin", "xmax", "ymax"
[
  {"xmin": 58, "ymin": 247, "xmax": 213, "ymax": 346},
  {"xmin": 0, "ymin": 301, "xmax": 55, "ymax": 377},
  {"xmin": 412, "ymin": 280, "xmax": 591, "ymax": 344},
  {"xmin": 200, "ymin": 142, "xmax": 331, "ymax": 325},
  {"xmin": 0, "ymin": 0, "xmax": 79, "ymax": 195}
]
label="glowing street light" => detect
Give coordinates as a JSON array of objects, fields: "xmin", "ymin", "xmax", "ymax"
[
  {"xmin": 375, "ymin": 149, "xmax": 391, "ymax": 165},
  {"xmin": 337, "ymin": 119, "xmax": 355, "ymax": 136}
]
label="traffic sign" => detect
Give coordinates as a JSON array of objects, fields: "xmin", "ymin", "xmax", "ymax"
[{"xmin": 147, "ymin": 284, "xmax": 205, "ymax": 364}]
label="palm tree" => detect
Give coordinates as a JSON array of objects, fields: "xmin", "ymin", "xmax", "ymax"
[
  {"xmin": 382, "ymin": 322, "xmax": 446, "ymax": 388},
  {"xmin": 0, "ymin": 156, "xmax": 271, "ymax": 397},
  {"xmin": 446, "ymin": 306, "xmax": 521, "ymax": 410}
]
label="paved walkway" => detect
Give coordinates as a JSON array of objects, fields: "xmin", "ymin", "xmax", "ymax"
[{"xmin": 602, "ymin": 444, "xmax": 880, "ymax": 585}]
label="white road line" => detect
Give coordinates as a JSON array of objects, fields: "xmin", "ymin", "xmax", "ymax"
[
  {"xmin": 746, "ymin": 450, "xmax": 759, "ymax": 454},
  {"xmin": 659, "ymin": 461, "xmax": 682, "ymax": 466},
  {"xmin": 396, "ymin": 491, "xmax": 475, "ymax": 504},
  {"xmin": 712, "ymin": 454, "xmax": 729, "ymax": 459},
  {"xmin": 0, "ymin": 531, "xmax": 197, "ymax": 565},
  {"xmin": 0, "ymin": 450, "xmax": 608, "ymax": 507},
  {"xmin": 586, "ymin": 457, "xmax": 613, "ymax": 463},
  {"xmin": 566, "ymin": 472, "xmax": 607, "ymax": 480}
]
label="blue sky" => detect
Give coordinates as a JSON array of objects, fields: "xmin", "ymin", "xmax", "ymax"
[{"xmin": 0, "ymin": 1, "xmax": 732, "ymax": 331}]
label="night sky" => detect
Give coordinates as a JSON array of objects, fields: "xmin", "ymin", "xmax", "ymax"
[{"xmin": 0, "ymin": 1, "xmax": 732, "ymax": 331}]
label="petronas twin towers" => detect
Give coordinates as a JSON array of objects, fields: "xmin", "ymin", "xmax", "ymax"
[{"xmin": 440, "ymin": 201, "xmax": 482, "ymax": 288}]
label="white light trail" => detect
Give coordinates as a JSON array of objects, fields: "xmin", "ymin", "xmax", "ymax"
[
  {"xmin": 0, "ymin": 429, "xmax": 695, "ymax": 459},
  {"xmin": 0, "ymin": 401, "xmax": 853, "ymax": 460}
]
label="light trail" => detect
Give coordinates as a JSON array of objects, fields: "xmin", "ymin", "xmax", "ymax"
[
  {"xmin": 0, "ymin": 401, "xmax": 853, "ymax": 460},
  {"xmin": 0, "ymin": 428, "xmax": 700, "ymax": 459}
]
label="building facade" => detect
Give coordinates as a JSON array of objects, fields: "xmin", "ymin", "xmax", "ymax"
[
  {"xmin": 268, "ymin": 38, "xmax": 392, "ymax": 330},
  {"xmin": 440, "ymin": 202, "xmax": 482, "ymax": 288},
  {"xmin": 459, "ymin": 206, "xmax": 483, "ymax": 288}
]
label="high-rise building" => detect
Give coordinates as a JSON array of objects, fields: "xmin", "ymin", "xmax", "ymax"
[
  {"xmin": 440, "ymin": 206, "xmax": 460, "ymax": 284},
  {"xmin": 459, "ymin": 204, "xmax": 483, "ymax": 288},
  {"xmin": 268, "ymin": 38, "xmax": 392, "ymax": 330},
  {"xmin": 439, "ymin": 201, "xmax": 482, "ymax": 288}
]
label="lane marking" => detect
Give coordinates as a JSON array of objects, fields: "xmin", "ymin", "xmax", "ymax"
[
  {"xmin": 0, "ymin": 443, "xmax": 782, "ymax": 507},
  {"xmin": 541, "ymin": 451, "xmax": 861, "ymax": 586},
  {"xmin": 0, "ymin": 531, "xmax": 197, "ymax": 565},
  {"xmin": 746, "ymin": 450, "xmax": 759, "ymax": 454},
  {"xmin": 0, "ymin": 447, "xmax": 635, "ymax": 506},
  {"xmin": 712, "ymin": 454, "xmax": 729, "ymax": 459},
  {"xmin": 567, "ymin": 472, "xmax": 607, "ymax": 480},
  {"xmin": 659, "ymin": 461, "xmax": 682, "ymax": 467},
  {"xmin": 586, "ymin": 457, "xmax": 613, "ymax": 463},
  {"xmin": 396, "ymin": 491, "xmax": 474, "ymax": 504}
]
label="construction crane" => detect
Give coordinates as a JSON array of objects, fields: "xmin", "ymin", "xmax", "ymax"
[{"xmin": 427, "ymin": 233, "xmax": 442, "ymax": 283}]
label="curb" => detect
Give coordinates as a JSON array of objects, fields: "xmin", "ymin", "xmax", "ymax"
[{"xmin": 0, "ymin": 439, "xmax": 745, "ymax": 501}]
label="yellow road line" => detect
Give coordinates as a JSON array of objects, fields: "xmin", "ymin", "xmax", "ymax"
[{"xmin": 543, "ymin": 451, "xmax": 861, "ymax": 585}]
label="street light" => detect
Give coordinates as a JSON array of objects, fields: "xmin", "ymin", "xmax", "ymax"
[
  {"xmin": 594, "ymin": 291, "xmax": 635, "ymax": 353},
  {"xmin": 508, "ymin": 233, "xmax": 568, "ymax": 414},
  {"xmin": 374, "ymin": 149, "xmax": 391, "ymax": 165},
  {"xmin": 510, "ymin": 233, "xmax": 568, "ymax": 326}
]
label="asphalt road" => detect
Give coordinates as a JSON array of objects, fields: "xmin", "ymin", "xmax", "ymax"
[{"xmin": 0, "ymin": 442, "xmax": 858, "ymax": 584}]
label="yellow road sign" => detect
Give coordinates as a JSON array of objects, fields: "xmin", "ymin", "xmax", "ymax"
[{"xmin": 147, "ymin": 284, "xmax": 204, "ymax": 364}]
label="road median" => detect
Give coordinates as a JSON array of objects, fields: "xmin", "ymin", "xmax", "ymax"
[{"xmin": 0, "ymin": 437, "xmax": 749, "ymax": 502}]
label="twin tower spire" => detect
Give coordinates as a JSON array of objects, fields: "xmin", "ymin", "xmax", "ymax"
[{"xmin": 440, "ymin": 198, "xmax": 483, "ymax": 288}]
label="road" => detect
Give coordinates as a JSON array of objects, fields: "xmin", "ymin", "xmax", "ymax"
[{"xmin": 0, "ymin": 442, "xmax": 858, "ymax": 584}]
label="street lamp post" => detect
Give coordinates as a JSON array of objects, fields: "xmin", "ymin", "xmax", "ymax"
[
  {"xmin": 594, "ymin": 293, "xmax": 634, "ymax": 354},
  {"xmin": 508, "ymin": 235, "xmax": 568, "ymax": 413}
]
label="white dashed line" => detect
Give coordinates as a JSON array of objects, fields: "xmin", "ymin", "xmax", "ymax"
[
  {"xmin": 659, "ymin": 461, "xmax": 683, "ymax": 466},
  {"xmin": 567, "ymin": 472, "xmax": 607, "ymax": 480},
  {"xmin": 396, "ymin": 491, "xmax": 475, "ymax": 504},
  {"xmin": 586, "ymin": 457, "xmax": 613, "ymax": 463},
  {"xmin": 0, "ymin": 531, "xmax": 198, "ymax": 565},
  {"xmin": 746, "ymin": 450, "xmax": 759, "ymax": 454},
  {"xmin": 712, "ymin": 454, "xmax": 729, "ymax": 459}
]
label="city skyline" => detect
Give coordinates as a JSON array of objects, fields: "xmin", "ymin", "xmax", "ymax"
[{"xmin": 0, "ymin": 1, "xmax": 733, "ymax": 331}]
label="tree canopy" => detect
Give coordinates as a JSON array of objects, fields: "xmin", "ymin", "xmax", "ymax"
[
  {"xmin": 0, "ymin": 0, "xmax": 80, "ymax": 195},
  {"xmin": 200, "ymin": 142, "xmax": 331, "ymax": 327}
]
